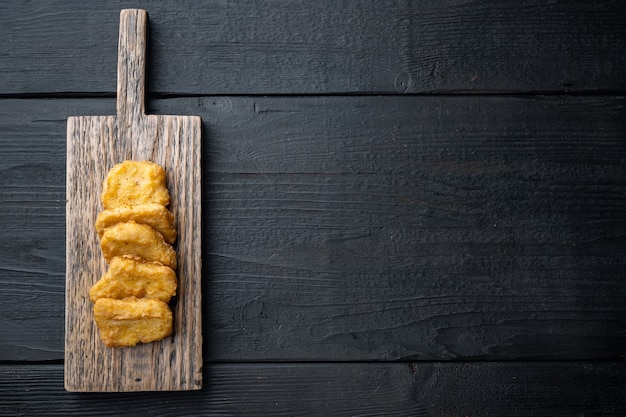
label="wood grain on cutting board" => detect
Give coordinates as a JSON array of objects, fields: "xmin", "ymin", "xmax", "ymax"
[{"xmin": 65, "ymin": 9, "xmax": 202, "ymax": 392}]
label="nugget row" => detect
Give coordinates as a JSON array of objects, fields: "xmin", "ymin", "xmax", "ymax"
[{"xmin": 90, "ymin": 161, "xmax": 177, "ymax": 348}]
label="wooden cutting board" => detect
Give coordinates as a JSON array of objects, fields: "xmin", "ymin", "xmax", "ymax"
[{"xmin": 65, "ymin": 9, "xmax": 202, "ymax": 392}]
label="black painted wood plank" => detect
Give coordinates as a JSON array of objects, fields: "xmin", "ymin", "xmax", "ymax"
[
  {"xmin": 1, "ymin": 363, "xmax": 625, "ymax": 416},
  {"xmin": 1, "ymin": 0, "xmax": 625, "ymax": 95},
  {"xmin": 0, "ymin": 96, "xmax": 625, "ymax": 362}
]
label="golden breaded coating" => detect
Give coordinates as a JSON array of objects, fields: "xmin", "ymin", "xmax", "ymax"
[
  {"xmin": 100, "ymin": 221, "xmax": 177, "ymax": 269},
  {"xmin": 96, "ymin": 203, "xmax": 177, "ymax": 244},
  {"xmin": 101, "ymin": 160, "xmax": 170, "ymax": 209},
  {"xmin": 93, "ymin": 297, "xmax": 173, "ymax": 347},
  {"xmin": 89, "ymin": 255, "xmax": 177, "ymax": 303}
]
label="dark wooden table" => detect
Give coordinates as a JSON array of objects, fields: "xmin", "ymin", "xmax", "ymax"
[{"xmin": 1, "ymin": 1, "xmax": 625, "ymax": 415}]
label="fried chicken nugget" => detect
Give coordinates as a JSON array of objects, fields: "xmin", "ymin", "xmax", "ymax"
[
  {"xmin": 93, "ymin": 297, "xmax": 173, "ymax": 347},
  {"xmin": 89, "ymin": 255, "xmax": 177, "ymax": 303},
  {"xmin": 100, "ymin": 221, "xmax": 177, "ymax": 269},
  {"xmin": 101, "ymin": 160, "xmax": 170, "ymax": 209},
  {"xmin": 96, "ymin": 203, "xmax": 177, "ymax": 244}
]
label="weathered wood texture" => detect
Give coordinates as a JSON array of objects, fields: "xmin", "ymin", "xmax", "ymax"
[
  {"xmin": 1, "ymin": 363, "xmax": 626, "ymax": 416},
  {"xmin": 1, "ymin": 95, "xmax": 625, "ymax": 362},
  {"xmin": 1, "ymin": 0, "xmax": 625, "ymax": 95},
  {"xmin": 65, "ymin": 10, "xmax": 202, "ymax": 391},
  {"xmin": 1, "ymin": 0, "xmax": 625, "ymax": 413}
]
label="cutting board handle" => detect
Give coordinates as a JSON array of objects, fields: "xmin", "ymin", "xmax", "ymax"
[{"xmin": 116, "ymin": 9, "xmax": 148, "ymax": 122}]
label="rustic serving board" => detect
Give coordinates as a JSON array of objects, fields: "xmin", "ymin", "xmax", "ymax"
[{"xmin": 65, "ymin": 9, "xmax": 202, "ymax": 392}]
